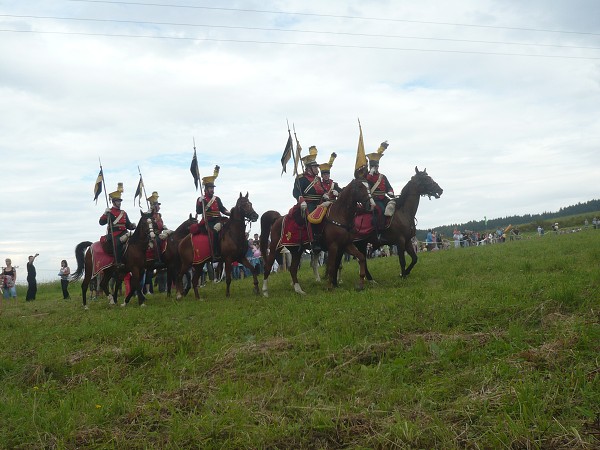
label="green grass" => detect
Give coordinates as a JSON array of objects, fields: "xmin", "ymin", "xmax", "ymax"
[{"xmin": 1, "ymin": 230, "xmax": 599, "ymax": 449}]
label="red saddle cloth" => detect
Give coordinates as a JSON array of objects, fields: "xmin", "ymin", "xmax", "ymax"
[
  {"xmin": 191, "ymin": 233, "xmax": 211, "ymax": 264},
  {"xmin": 90, "ymin": 241, "xmax": 115, "ymax": 278},
  {"xmin": 279, "ymin": 204, "xmax": 312, "ymax": 247},
  {"xmin": 353, "ymin": 213, "xmax": 375, "ymax": 240},
  {"xmin": 145, "ymin": 240, "xmax": 168, "ymax": 261}
]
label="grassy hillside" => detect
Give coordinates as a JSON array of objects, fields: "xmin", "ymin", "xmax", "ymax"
[{"xmin": 1, "ymin": 230, "xmax": 599, "ymax": 449}]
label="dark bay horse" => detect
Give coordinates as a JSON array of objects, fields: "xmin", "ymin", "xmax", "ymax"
[
  {"xmin": 178, "ymin": 192, "xmax": 259, "ymax": 298},
  {"xmin": 71, "ymin": 210, "xmax": 156, "ymax": 309},
  {"xmin": 260, "ymin": 178, "xmax": 374, "ymax": 297},
  {"xmin": 160, "ymin": 214, "xmax": 197, "ymax": 297},
  {"xmin": 355, "ymin": 167, "xmax": 443, "ymax": 280}
]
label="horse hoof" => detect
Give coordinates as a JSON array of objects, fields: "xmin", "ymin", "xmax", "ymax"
[
  {"xmin": 355, "ymin": 284, "xmax": 365, "ymax": 292},
  {"xmin": 120, "ymin": 303, "xmax": 126, "ymax": 307},
  {"xmin": 140, "ymin": 304, "xmax": 147, "ymax": 308},
  {"xmin": 176, "ymin": 294, "xmax": 182, "ymax": 300},
  {"xmin": 83, "ymin": 305, "xmax": 89, "ymax": 310},
  {"xmin": 262, "ymin": 291, "xmax": 269, "ymax": 298}
]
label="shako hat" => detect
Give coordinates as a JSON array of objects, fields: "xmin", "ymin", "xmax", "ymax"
[
  {"xmin": 367, "ymin": 141, "xmax": 389, "ymax": 167},
  {"xmin": 109, "ymin": 182, "xmax": 124, "ymax": 201},
  {"xmin": 202, "ymin": 165, "xmax": 220, "ymax": 187},
  {"xmin": 301, "ymin": 145, "xmax": 319, "ymax": 167},
  {"xmin": 319, "ymin": 152, "xmax": 337, "ymax": 173},
  {"xmin": 147, "ymin": 191, "xmax": 160, "ymax": 205}
]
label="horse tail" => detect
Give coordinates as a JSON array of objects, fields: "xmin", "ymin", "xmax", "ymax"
[
  {"xmin": 260, "ymin": 210, "xmax": 281, "ymax": 256},
  {"xmin": 71, "ymin": 241, "xmax": 93, "ymax": 281}
]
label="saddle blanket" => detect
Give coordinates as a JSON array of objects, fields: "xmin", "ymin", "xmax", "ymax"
[
  {"xmin": 191, "ymin": 233, "xmax": 211, "ymax": 264},
  {"xmin": 279, "ymin": 205, "xmax": 312, "ymax": 247},
  {"xmin": 90, "ymin": 241, "xmax": 114, "ymax": 278},
  {"xmin": 353, "ymin": 213, "xmax": 391, "ymax": 240}
]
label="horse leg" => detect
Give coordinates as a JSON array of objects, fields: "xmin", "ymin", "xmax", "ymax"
[
  {"xmin": 261, "ymin": 243, "xmax": 278, "ymax": 298},
  {"xmin": 311, "ymin": 251, "xmax": 321, "ymax": 282},
  {"xmin": 403, "ymin": 240, "xmax": 418, "ymax": 277},
  {"xmin": 290, "ymin": 250, "xmax": 306, "ymax": 295},
  {"xmin": 239, "ymin": 257, "xmax": 259, "ymax": 296},
  {"xmin": 224, "ymin": 259, "xmax": 233, "ymax": 297},
  {"xmin": 81, "ymin": 252, "xmax": 93, "ymax": 309},
  {"xmin": 355, "ymin": 240, "xmax": 374, "ymax": 283},
  {"xmin": 324, "ymin": 246, "xmax": 339, "ymax": 290},
  {"xmin": 332, "ymin": 249, "xmax": 344, "ymax": 287},
  {"xmin": 191, "ymin": 264, "xmax": 202, "ymax": 299},
  {"xmin": 99, "ymin": 270, "xmax": 114, "ymax": 304},
  {"xmin": 345, "ymin": 243, "xmax": 367, "ymax": 291}
]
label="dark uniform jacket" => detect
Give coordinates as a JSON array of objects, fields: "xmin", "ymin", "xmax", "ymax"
[
  {"xmin": 196, "ymin": 194, "xmax": 228, "ymax": 227},
  {"xmin": 293, "ymin": 173, "xmax": 325, "ymax": 214}
]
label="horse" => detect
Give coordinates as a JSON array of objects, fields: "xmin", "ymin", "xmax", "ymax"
[
  {"xmin": 260, "ymin": 178, "xmax": 374, "ymax": 297},
  {"xmin": 178, "ymin": 192, "xmax": 259, "ymax": 299},
  {"xmin": 71, "ymin": 210, "xmax": 156, "ymax": 309},
  {"xmin": 157, "ymin": 214, "xmax": 197, "ymax": 297},
  {"xmin": 355, "ymin": 167, "xmax": 443, "ymax": 280}
]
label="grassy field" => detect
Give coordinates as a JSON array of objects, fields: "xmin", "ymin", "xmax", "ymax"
[{"xmin": 1, "ymin": 230, "xmax": 599, "ymax": 449}]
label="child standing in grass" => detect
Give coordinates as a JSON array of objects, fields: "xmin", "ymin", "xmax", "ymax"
[{"xmin": 58, "ymin": 260, "xmax": 70, "ymax": 300}]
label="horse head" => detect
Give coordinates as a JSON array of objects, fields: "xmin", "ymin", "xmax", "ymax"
[
  {"xmin": 237, "ymin": 192, "xmax": 259, "ymax": 222},
  {"xmin": 413, "ymin": 166, "xmax": 443, "ymax": 200},
  {"xmin": 355, "ymin": 178, "xmax": 375, "ymax": 211}
]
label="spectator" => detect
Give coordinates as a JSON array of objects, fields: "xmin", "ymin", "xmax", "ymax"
[
  {"xmin": 453, "ymin": 229, "xmax": 461, "ymax": 248},
  {"xmin": 593, "ymin": 217, "xmax": 598, "ymax": 229},
  {"xmin": 26, "ymin": 253, "xmax": 39, "ymax": 301},
  {"xmin": 58, "ymin": 260, "xmax": 71, "ymax": 300},
  {"xmin": 2, "ymin": 258, "xmax": 17, "ymax": 299},
  {"xmin": 426, "ymin": 230, "xmax": 434, "ymax": 251}
]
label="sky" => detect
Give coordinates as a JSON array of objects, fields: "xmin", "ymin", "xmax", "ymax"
[{"xmin": 1, "ymin": 0, "xmax": 599, "ymax": 282}]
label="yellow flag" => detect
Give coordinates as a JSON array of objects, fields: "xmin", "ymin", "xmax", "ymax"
[{"xmin": 354, "ymin": 120, "xmax": 367, "ymax": 178}]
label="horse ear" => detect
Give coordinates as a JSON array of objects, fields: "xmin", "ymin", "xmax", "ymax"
[
  {"xmin": 245, "ymin": 192, "xmax": 249, "ymax": 198},
  {"xmin": 415, "ymin": 166, "xmax": 419, "ymax": 174},
  {"xmin": 239, "ymin": 192, "xmax": 243, "ymax": 198},
  {"xmin": 189, "ymin": 213, "xmax": 193, "ymax": 220}
]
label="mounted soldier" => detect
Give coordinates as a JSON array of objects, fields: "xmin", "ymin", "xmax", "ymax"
[
  {"xmin": 147, "ymin": 190, "xmax": 169, "ymax": 268},
  {"xmin": 196, "ymin": 165, "xmax": 230, "ymax": 258},
  {"xmin": 99, "ymin": 183, "xmax": 136, "ymax": 270},
  {"xmin": 293, "ymin": 145, "xmax": 327, "ymax": 214},
  {"xmin": 319, "ymin": 152, "xmax": 341, "ymax": 202},
  {"xmin": 366, "ymin": 141, "xmax": 395, "ymax": 236}
]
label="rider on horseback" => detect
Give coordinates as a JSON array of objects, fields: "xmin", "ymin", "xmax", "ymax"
[
  {"xmin": 147, "ymin": 191, "xmax": 168, "ymax": 268},
  {"xmin": 366, "ymin": 142, "xmax": 395, "ymax": 237},
  {"xmin": 319, "ymin": 152, "xmax": 341, "ymax": 202},
  {"xmin": 196, "ymin": 165, "xmax": 230, "ymax": 259},
  {"xmin": 293, "ymin": 146, "xmax": 328, "ymax": 250},
  {"xmin": 99, "ymin": 183, "xmax": 136, "ymax": 270}
]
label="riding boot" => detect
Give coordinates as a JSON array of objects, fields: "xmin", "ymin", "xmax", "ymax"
[{"xmin": 213, "ymin": 233, "xmax": 221, "ymax": 260}]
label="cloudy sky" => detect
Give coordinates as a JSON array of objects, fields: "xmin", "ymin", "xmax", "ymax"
[{"xmin": 1, "ymin": 0, "xmax": 599, "ymax": 282}]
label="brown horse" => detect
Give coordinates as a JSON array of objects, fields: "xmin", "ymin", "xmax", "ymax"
[
  {"xmin": 260, "ymin": 178, "xmax": 374, "ymax": 297},
  {"xmin": 160, "ymin": 214, "xmax": 197, "ymax": 297},
  {"xmin": 355, "ymin": 167, "xmax": 443, "ymax": 280},
  {"xmin": 178, "ymin": 192, "xmax": 259, "ymax": 298},
  {"xmin": 71, "ymin": 210, "xmax": 156, "ymax": 309}
]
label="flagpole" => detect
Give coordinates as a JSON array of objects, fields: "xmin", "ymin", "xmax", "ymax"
[
  {"xmin": 193, "ymin": 138, "xmax": 215, "ymax": 260},
  {"xmin": 137, "ymin": 166, "xmax": 150, "ymax": 210},
  {"xmin": 99, "ymin": 157, "xmax": 119, "ymax": 261}
]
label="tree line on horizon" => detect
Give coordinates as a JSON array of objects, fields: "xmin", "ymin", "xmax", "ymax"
[{"xmin": 416, "ymin": 198, "xmax": 600, "ymax": 240}]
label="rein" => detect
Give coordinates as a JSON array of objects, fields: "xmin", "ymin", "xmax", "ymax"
[{"xmin": 325, "ymin": 179, "xmax": 371, "ymax": 231}]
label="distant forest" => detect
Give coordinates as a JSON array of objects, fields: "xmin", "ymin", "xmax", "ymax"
[{"xmin": 416, "ymin": 199, "xmax": 600, "ymax": 240}]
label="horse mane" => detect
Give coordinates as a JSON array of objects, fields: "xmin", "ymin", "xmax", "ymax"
[
  {"xmin": 128, "ymin": 213, "xmax": 149, "ymax": 245},
  {"xmin": 173, "ymin": 215, "xmax": 196, "ymax": 238}
]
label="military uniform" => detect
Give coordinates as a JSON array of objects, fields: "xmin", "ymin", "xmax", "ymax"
[
  {"xmin": 293, "ymin": 146, "xmax": 326, "ymax": 214},
  {"xmin": 319, "ymin": 152, "xmax": 341, "ymax": 201},
  {"xmin": 99, "ymin": 183, "xmax": 136, "ymax": 267},
  {"xmin": 366, "ymin": 142, "xmax": 395, "ymax": 232},
  {"xmin": 195, "ymin": 165, "xmax": 230, "ymax": 257}
]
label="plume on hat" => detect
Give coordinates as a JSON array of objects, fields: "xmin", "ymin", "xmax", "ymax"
[
  {"xmin": 377, "ymin": 141, "xmax": 389, "ymax": 154},
  {"xmin": 213, "ymin": 165, "xmax": 220, "ymax": 179}
]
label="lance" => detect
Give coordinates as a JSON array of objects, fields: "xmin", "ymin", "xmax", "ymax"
[
  {"xmin": 99, "ymin": 157, "xmax": 119, "ymax": 263},
  {"xmin": 193, "ymin": 138, "xmax": 216, "ymax": 260},
  {"xmin": 137, "ymin": 166, "xmax": 151, "ymax": 211}
]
